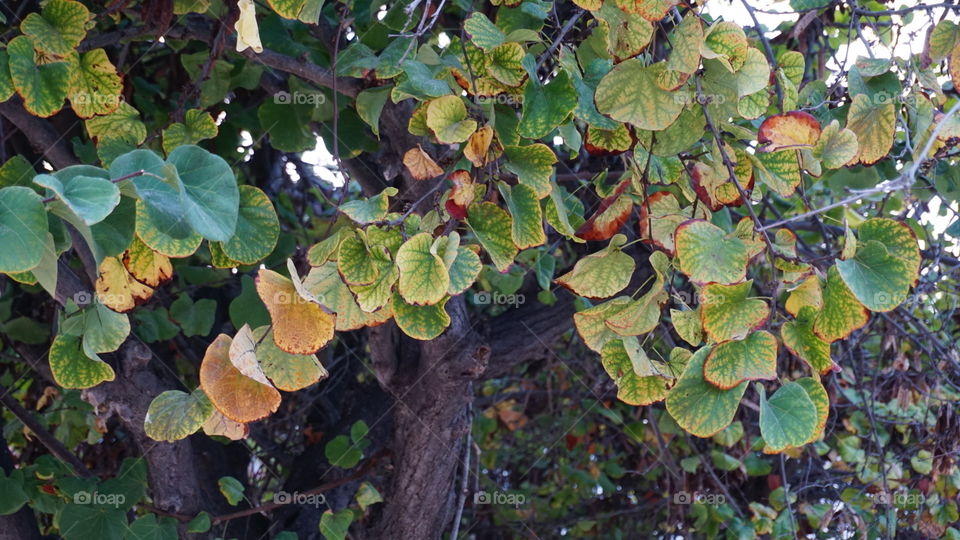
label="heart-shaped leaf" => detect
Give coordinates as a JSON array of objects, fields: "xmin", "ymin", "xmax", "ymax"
[
  {"xmin": 556, "ymin": 234, "xmax": 635, "ymax": 299},
  {"xmin": 7, "ymin": 36, "xmax": 70, "ymax": 118},
  {"xmin": 700, "ymin": 280, "xmax": 769, "ymax": 342},
  {"xmin": 595, "ymin": 60, "xmax": 683, "ymax": 131},
  {"xmin": 220, "ymin": 185, "xmax": 279, "ymax": 264},
  {"xmin": 34, "ymin": 173, "xmax": 120, "ymax": 225},
  {"xmin": 144, "ymin": 389, "xmax": 215, "ymax": 442},
  {"xmin": 466, "ymin": 202, "xmax": 518, "ymax": 272},
  {"xmin": 391, "ymin": 293, "xmax": 450, "ymax": 340},
  {"xmin": 426, "ymin": 95, "xmax": 477, "ymax": 144},
  {"xmin": 703, "ymin": 330, "xmax": 778, "ymax": 389},
  {"xmin": 666, "ymin": 346, "xmax": 747, "ymax": 438},
  {"xmin": 95, "ymin": 256, "xmax": 155, "ymax": 313},
  {"xmin": 836, "ymin": 240, "xmax": 911, "ymax": 312},
  {"xmin": 675, "ymin": 220, "xmax": 748, "ymax": 285},
  {"xmin": 502, "ymin": 144, "xmax": 556, "ymax": 198},
  {"xmin": 167, "ymin": 145, "xmax": 240, "ymax": 242},
  {"xmin": 396, "ymin": 233, "xmax": 450, "ymax": 305},
  {"xmin": 600, "ymin": 339, "xmax": 671, "ymax": 406},
  {"xmin": 305, "ymin": 262, "xmax": 393, "ymax": 330},
  {"xmin": 200, "ymin": 334, "xmax": 281, "ymax": 423},
  {"xmin": 0, "ymin": 186, "xmax": 48, "ymax": 273},
  {"xmin": 781, "ymin": 306, "xmax": 837, "ymax": 374},
  {"xmin": 19, "ymin": 0, "xmax": 90, "ymax": 55},
  {"xmin": 759, "ymin": 381, "xmax": 819, "ymax": 453},
  {"xmin": 49, "ymin": 334, "xmax": 116, "ymax": 389}
]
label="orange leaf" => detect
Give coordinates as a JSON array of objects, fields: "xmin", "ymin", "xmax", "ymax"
[
  {"xmin": 255, "ymin": 269, "xmax": 336, "ymax": 355},
  {"xmin": 464, "ymin": 126, "xmax": 495, "ymax": 167},
  {"xmin": 403, "ymin": 145, "xmax": 443, "ymax": 180},
  {"xmin": 199, "ymin": 334, "xmax": 281, "ymax": 423},
  {"xmin": 576, "ymin": 180, "xmax": 632, "ymax": 241},
  {"xmin": 445, "ymin": 170, "xmax": 475, "ymax": 220},
  {"xmin": 758, "ymin": 111, "xmax": 821, "ymax": 151}
]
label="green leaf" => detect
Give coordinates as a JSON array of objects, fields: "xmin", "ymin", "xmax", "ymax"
[
  {"xmin": 749, "ymin": 149, "xmax": 802, "ymax": 197},
  {"xmin": 0, "ymin": 469, "xmax": 28, "ymax": 515},
  {"xmin": 666, "ymin": 346, "xmax": 747, "ymax": 438},
  {"xmin": 58, "ymin": 506, "xmax": 127, "ymax": 540},
  {"xmin": 305, "ymin": 262, "xmax": 392, "ymax": 330},
  {"xmin": 845, "ymin": 93, "xmax": 896, "ymax": 166},
  {"xmin": 251, "ymin": 326, "xmax": 327, "ymax": 391},
  {"xmin": 66, "ymin": 48, "xmax": 122, "ymax": 118},
  {"xmin": 135, "ymin": 199, "xmax": 202, "ymax": 258},
  {"xmin": 356, "ymin": 86, "xmax": 392, "ymax": 138},
  {"xmin": 795, "ymin": 377, "xmax": 828, "ymax": 444},
  {"xmin": 814, "ymin": 265, "xmax": 869, "ymax": 342},
  {"xmin": 0, "ymin": 186, "xmax": 48, "ymax": 273},
  {"xmin": 500, "ymin": 182, "xmax": 545, "ymax": 249},
  {"xmin": 930, "ymin": 20, "xmax": 960, "ymax": 61},
  {"xmin": 162, "ymin": 109, "xmax": 218, "ymax": 153},
  {"xmin": 447, "ymin": 246, "xmax": 482, "ymax": 296},
  {"xmin": 170, "ymin": 295, "xmax": 217, "ymax": 337},
  {"xmin": 702, "ymin": 21, "xmax": 748, "ymax": 72},
  {"xmin": 220, "ymin": 185, "xmax": 279, "ymax": 264},
  {"xmin": 674, "ymin": 220, "xmax": 748, "ymax": 285},
  {"xmin": 82, "ymin": 301, "xmax": 130, "ymax": 354},
  {"xmin": 859, "ymin": 218, "xmax": 920, "ymax": 281},
  {"xmin": 391, "ymin": 293, "xmax": 450, "ymax": 340},
  {"xmin": 218, "ymin": 476, "xmax": 245, "ymax": 506},
  {"xmin": 574, "ymin": 296, "xmax": 632, "ymax": 353},
  {"xmin": 700, "ymin": 280, "xmax": 769, "ymax": 342},
  {"xmin": 396, "ymin": 233, "xmax": 449, "ymax": 305},
  {"xmin": 34, "ymin": 173, "xmax": 120, "ymax": 226},
  {"xmin": 464, "ymin": 12, "xmax": 506, "ymax": 50},
  {"xmin": 604, "ymin": 250, "xmax": 669, "ymax": 336},
  {"xmin": 836, "ymin": 240, "xmax": 912, "ymax": 312},
  {"xmin": 595, "ymin": 60, "xmax": 683, "ymax": 131},
  {"xmin": 85, "ymin": 102, "xmax": 147, "ymax": 145},
  {"xmin": 759, "ymin": 381, "xmax": 819, "ymax": 453},
  {"xmin": 519, "ymin": 59, "xmax": 577, "ymax": 139},
  {"xmin": 781, "ymin": 306, "xmax": 836, "ymax": 374},
  {"xmin": 487, "ymin": 42, "xmax": 526, "ymax": 87},
  {"xmin": 667, "ymin": 14, "xmax": 703, "ymax": 74},
  {"xmin": 8, "ymin": 36, "xmax": 70, "ymax": 118},
  {"xmin": 0, "ymin": 155, "xmax": 36, "ymax": 189},
  {"xmin": 466, "ymin": 202, "xmax": 518, "ymax": 272},
  {"xmin": 125, "ymin": 514, "xmax": 179, "ymax": 540},
  {"xmin": 671, "ymin": 308, "xmax": 703, "ymax": 346},
  {"xmin": 0, "ymin": 50, "xmax": 14, "ymax": 102},
  {"xmin": 320, "ymin": 509, "xmax": 354, "ymax": 540},
  {"xmin": 703, "ymin": 330, "xmax": 778, "ymax": 389},
  {"xmin": 339, "ymin": 187, "xmax": 398, "ymax": 224},
  {"xmin": 426, "ymin": 95, "xmax": 477, "ymax": 144},
  {"xmin": 186, "ymin": 512, "xmax": 211, "ymax": 533},
  {"xmin": 167, "ymin": 145, "xmax": 240, "ymax": 242},
  {"xmin": 257, "ymin": 100, "xmax": 315, "ymax": 152},
  {"xmin": 556, "ymin": 234, "xmax": 635, "ymax": 299},
  {"xmin": 600, "ymin": 339, "xmax": 670, "ymax": 406},
  {"xmin": 503, "ymin": 143, "xmax": 556, "ymax": 198},
  {"xmin": 813, "ymin": 119, "xmax": 859, "ymax": 169},
  {"xmin": 19, "ymin": 0, "xmax": 90, "ymax": 55},
  {"xmin": 49, "ymin": 334, "xmax": 116, "ymax": 389},
  {"xmin": 144, "ymin": 389, "xmax": 215, "ymax": 442}
]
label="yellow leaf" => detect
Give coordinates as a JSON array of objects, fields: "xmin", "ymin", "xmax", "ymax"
[
  {"xmin": 235, "ymin": 0, "xmax": 263, "ymax": 53},
  {"xmin": 403, "ymin": 145, "xmax": 443, "ymax": 180},
  {"xmin": 464, "ymin": 126, "xmax": 495, "ymax": 167},
  {"xmin": 255, "ymin": 268, "xmax": 336, "ymax": 354},
  {"xmin": 95, "ymin": 256, "xmax": 155, "ymax": 313}
]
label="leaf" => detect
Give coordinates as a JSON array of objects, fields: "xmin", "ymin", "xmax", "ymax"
[
  {"xmin": 218, "ymin": 476, "xmax": 245, "ymax": 506},
  {"xmin": 595, "ymin": 60, "xmax": 683, "ymax": 131},
  {"xmin": 813, "ymin": 265, "xmax": 869, "ymax": 342},
  {"xmin": 464, "ymin": 126, "xmax": 496, "ymax": 167},
  {"xmin": 466, "ymin": 202, "xmax": 518, "ymax": 272},
  {"xmin": 251, "ymin": 326, "xmax": 327, "ymax": 391},
  {"xmin": 135, "ymin": 200, "xmax": 203, "ymax": 257},
  {"xmin": 337, "ymin": 233, "xmax": 380, "ymax": 286},
  {"xmin": 220, "ymin": 185, "xmax": 279, "ymax": 264},
  {"xmin": 666, "ymin": 346, "xmax": 747, "ymax": 438},
  {"xmin": 702, "ymin": 21, "xmax": 748, "ymax": 72},
  {"xmin": 320, "ymin": 509, "xmax": 354, "ymax": 540},
  {"xmin": 20, "ymin": 0, "xmax": 89, "ymax": 55},
  {"xmin": 667, "ymin": 14, "xmax": 704, "ymax": 74},
  {"xmin": 502, "ymin": 143, "xmax": 556, "ymax": 198},
  {"xmin": 0, "ymin": 186, "xmax": 48, "ymax": 273},
  {"xmin": 464, "ymin": 12, "xmax": 505, "ymax": 50},
  {"xmin": 671, "ymin": 308, "xmax": 703, "ymax": 346},
  {"xmin": 614, "ymin": 0, "xmax": 676, "ymax": 22},
  {"xmin": 167, "ymin": 145, "xmax": 240, "ymax": 242},
  {"xmin": 735, "ymin": 48, "xmax": 770, "ymax": 97},
  {"xmin": 144, "ymin": 389, "xmax": 215, "ymax": 442},
  {"xmin": 845, "ymin": 93, "xmax": 896, "ymax": 166},
  {"xmin": 573, "ymin": 296, "xmax": 632, "ymax": 353},
  {"xmin": 339, "ymin": 187, "xmax": 398, "ymax": 224},
  {"xmin": 813, "ymin": 119, "xmax": 859, "ymax": 169},
  {"xmin": 95, "ymin": 256, "xmax": 154, "ymax": 312},
  {"xmin": 34, "ymin": 173, "xmax": 120, "ymax": 226},
  {"xmin": 447, "ymin": 246, "xmax": 482, "ymax": 296},
  {"xmin": 637, "ymin": 191, "xmax": 709, "ymax": 255},
  {"xmin": 162, "ymin": 110, "xmax": 219, "ymax": 154},
  {"xmin": 576, "ymin": 182, "xmax": 632, "ymax": 242},
  {"xmin": 403, "ymin": 145, "xmax": 444, "ymax": 180},
  {"xmin": 600, "ymin": 339, "xmax": 670, "ymax": 406},
  {"xmin": 49, "ymin": 334, "xmax": 116, "ymax": 389},
  {"xmin": 203, "ymin": 410, "xmax": 249, "ymax": 440},
  {"xmin": 169, "ymin": 295, "xmax": 217, "ymax": 337},
  {"xmin": 759, "ymin": 382, "xmax": 819, "ymax": 453},
  {"xmin": 487, "ymin": 42, "xmax": 526, "ymax": 87},
  {"xmin": 781, "ymin": 306, "xmax": 836, "ymax": 374},
  {"xmin": 518, "ymin": 61, "xmax": 577, "ymax": 139},
  {"xmin": 82, "ymin": 301, "xmax": 130, "ymax": 355},
  {"xmin": 200, "ymin": 334, "xmax": 282, "ymax": 423},
  {"xmin": 304, "ymin": 262, "xmax": 393, "ymax": 330},
  {"xmin": 66, "ymin": 48, "xmax": 122, "ymax": 118},
  {"xmin": 356, "ymin": 86, "xmax": 392, "ymax": 138},
  {"xmin": 795, "ymin": 377, "xmax": 829, "ymax": 444},
  {"xmin": 229, "ymin": 324, "xmax": 274, "ymax": 386},
  {"xmin": 859, "ymin": 217, "xmax": 921, "ymax": 282},
  {"xmin": 0, "ymin": 50, "xmax": 14, "ymax": 103},
  {"xmin": 7, "ymin": 36, "xmax": 70, "ymax": 118},
  {"xmin": 703, "ymin": 330, "xmax": 778, "ymax": 389},
  {"xmin": 700, "ymin": 280, "xmax": 769, "ymax": 342},
  {"xmin": 396, "ymin": 233, "xmax": 450, "ymax": 305},
  {"xmin": 930, "ymin": 20, "xmax": 960, "ymax": 61},
  {"xmin": 604, "ymin": 250, "xmax": 669, "ymax": 336},
  {"xmin": 500, "ymin": 183, "xmax": 545, "ymax": 249},
  {"xmin": 256, "ymin": 269, "xmax": 336, "ymax": 354},
  {"xmin": 391, "ymin": 293, "xmax": 450, "ymax": 340},
  {"xmin": 749, "ymin": 149, "xmax": 802, "ymax": 197},
  {"xmin": 556, "ymin": 234, "xmax": 635, "ymax": 299},
  {"xmin": 758, "ymin": 111, "xmax": 822, "ymax": 151},
  {"xmin": 674, "ymin": 220, "xmax": 748, "ymax": 285},
  {"xmin": 426, "ymin": 95, "xmax": 477, "ymax": 144},
  {"xmin": 836, "ymin": 240, "xmax": 912, "ymax": 312},
  {"xmin": 85, "ymin": 102, "xmax": 147, "ymax": 145}
]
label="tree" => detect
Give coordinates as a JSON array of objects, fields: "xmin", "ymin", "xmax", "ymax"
[{"xmin": 0, "ymin": 0, "xmax": 958, "ymax": 538}]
